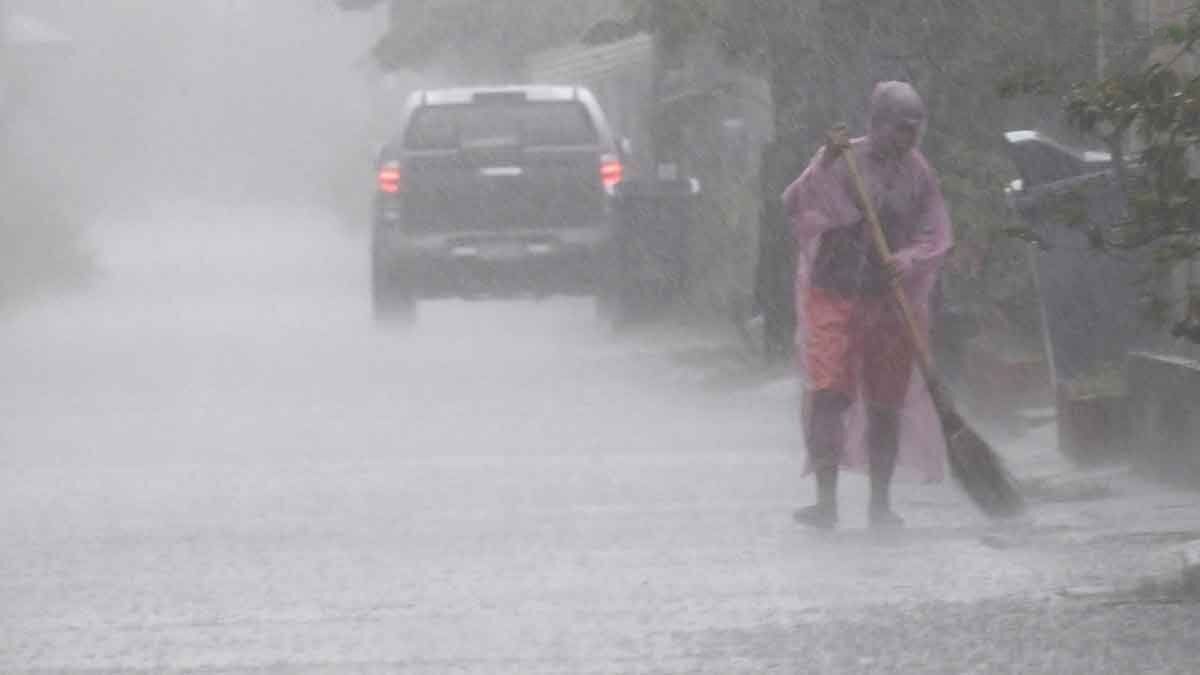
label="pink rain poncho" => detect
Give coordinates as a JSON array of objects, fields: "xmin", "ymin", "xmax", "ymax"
[{"xmin": 782, "ymin": 82, "xmax": 954, "ymax": 482}]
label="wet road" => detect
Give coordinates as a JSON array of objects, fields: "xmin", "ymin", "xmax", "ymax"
[{"xmin": 2, "ymin": 214, "xmax": 1199, "ymax": 673}]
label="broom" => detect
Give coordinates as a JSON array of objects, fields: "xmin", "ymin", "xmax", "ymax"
[{"xmin": 828, "ymin": 125, "xmax": 1026, "ymax": 519}]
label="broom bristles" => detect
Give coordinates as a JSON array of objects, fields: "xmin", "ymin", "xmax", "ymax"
[
  {"xmin": 929, "ymin": 380, "xmax": 1026, "ymax": 519},
  {"xmin": 946, "ymin": 423, "xmax": 1027, "ymax": 519}
]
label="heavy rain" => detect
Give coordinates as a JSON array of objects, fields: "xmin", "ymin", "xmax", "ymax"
[{"xmin": 2, "ymin": 1, "xmax": 1200, "ymax": 673}]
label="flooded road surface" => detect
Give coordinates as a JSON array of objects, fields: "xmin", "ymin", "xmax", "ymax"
[{"xmin": 3, "ymin": 212, "xmax": 1198, "ymax": 673}]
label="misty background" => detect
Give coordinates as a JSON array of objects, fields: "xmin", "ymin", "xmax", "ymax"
[
  {"xmin": 1, "ymin": 1, "xmax": 399, "ymax": 306},
  {"xmin": 4, "ymin": 2, "xmax": 1200, "ymax": 672}
]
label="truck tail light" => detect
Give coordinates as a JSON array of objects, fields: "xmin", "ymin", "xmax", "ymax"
[
  {"xmin": 378, "ymin": 161, "xmax": 404, "ymax": 194},
  {"xmin": 600, "ymin": 155, "xmax": 623, "ymax": 192}
]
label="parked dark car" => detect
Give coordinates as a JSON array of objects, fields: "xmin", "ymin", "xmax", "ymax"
[
  {"xmin": 370, "ymin": 85, "xmax": 624, "ymax": 322},
  {"xmin": 1002, "ymin": 130, "xmax": 1156, "ymax": 382}
]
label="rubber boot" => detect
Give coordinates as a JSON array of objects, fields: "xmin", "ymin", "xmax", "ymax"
[
  {"xmin": 868, "ymin": 407, "xmax": 905, "ymax": 529},
  {"xmin": 794, "ymin": 391, "xmax": 849, "ymax": 530}
]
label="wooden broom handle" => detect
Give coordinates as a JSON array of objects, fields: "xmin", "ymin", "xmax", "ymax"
[{"xmin": 827, "ymin": 127, "xmax": 935, "ymax": 380}]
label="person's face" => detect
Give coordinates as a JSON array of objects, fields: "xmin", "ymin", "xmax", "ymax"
[{"xmin": 887, "ymin": 118, "xmax": 921, "ymax": 157}]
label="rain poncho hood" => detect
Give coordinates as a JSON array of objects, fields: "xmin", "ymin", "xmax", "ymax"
[
  {"xmin": 868, "ymin": 80, "xmax": 928, "ymax": 155},
  {"xmin": 782, "ymin": 81, "xmax": 954, "ymax": 482}
]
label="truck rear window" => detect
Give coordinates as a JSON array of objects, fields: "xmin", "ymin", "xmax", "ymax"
[{"xmin": 405, "ymin": 101, "xmax": 598, "ymax": 149}]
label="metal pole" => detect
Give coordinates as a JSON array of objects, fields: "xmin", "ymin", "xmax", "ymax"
[{"xmin": 1028, "ymin": 243, "xmax": 1060, "ymax": 397}]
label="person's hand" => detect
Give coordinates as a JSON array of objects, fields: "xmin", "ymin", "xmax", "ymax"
[
  {"xmin": 825, "ymin": 124, "xmax": 852, "ymax": 156},
  {"xmin": 882, "ymin": 254, "xmax": 911, "ymax": 287}
]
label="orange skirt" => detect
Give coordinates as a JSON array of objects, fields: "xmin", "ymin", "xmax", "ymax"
[{"xmin": 805, "ymin": 286, "xmax": 914, "ymax": 408}]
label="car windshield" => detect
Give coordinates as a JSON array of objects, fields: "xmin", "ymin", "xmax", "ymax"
[{"xmin": 405, "ymin": 100, "xmax": 598, "ymax": 149}]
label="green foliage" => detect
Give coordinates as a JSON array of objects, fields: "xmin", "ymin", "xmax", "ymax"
[
  {"xmin": 996, "ymin": 62, "xmax": 1070, "ymax": 99},
  {"xmin": 1052, "ymin": 3, "xmax": 1200, "ymax": 339},
  {"xmin": 624, "ymin": 0, "xmax": 770, "ymax": 62}
]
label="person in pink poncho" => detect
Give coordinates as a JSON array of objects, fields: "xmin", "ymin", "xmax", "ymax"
[{"xmin": 783, "ymin": 81, "xmax": 953, "ymax": 529}]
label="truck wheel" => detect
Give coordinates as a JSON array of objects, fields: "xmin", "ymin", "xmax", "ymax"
[
  {"xmin": 594, "ymin": 281, "xmax": 632, "ymax": 332},
  {"xmin": 371, "ymin": 262, "xmax": 417, "ymax": 326}
]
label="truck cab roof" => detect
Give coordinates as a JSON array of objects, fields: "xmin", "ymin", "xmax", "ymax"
[{"xmin": 407, "ymin": 85, "xmax": 586, "ymax": 108}]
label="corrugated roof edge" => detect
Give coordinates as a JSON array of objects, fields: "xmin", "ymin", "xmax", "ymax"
[{"xmin": 528, "ymin": 34, "xmax": 653, "ymax": 83}]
